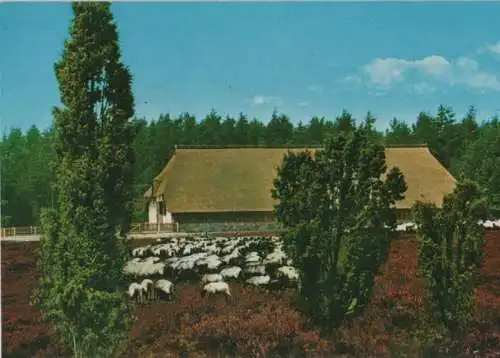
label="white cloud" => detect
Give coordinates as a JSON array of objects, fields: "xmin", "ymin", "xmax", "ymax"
[
  {"xmin": 413, "ymin": 82, "xmax": 436, "ymax": 95},
  {"xmin": 363, "ymin": 58, "xmax": 410, "ymax": 86},
  {"xmin": 359, "ymin": 53, "xmax": 500, "ymax": 92},
  {"xmin": 340, "ymin": 75, "xmax": 362, "ymax": 84},
  {"xmin": 363, "ymin": 55, "xmax": 451, "ymax": 87},
  {"xmin": 486, "ymin": 41, "xmax": 500, "ymax": 55},
  {"xmin": 453, "ymin": 57, "xmax": 500, "ymax": 91},
  {"xmin": 297, "ymin": 102, "xmax": 309, "ymax": 108},
  {"xmin": 367, "ymin": 91, "xmax": 386, "ymax": 96},
  {"xmin": 251, "ymin": 95, "xmax": 281, "ymax": 106},
  {"xmin": 307, "ymin": 85, "xmax": 323, "ymax": 93}
]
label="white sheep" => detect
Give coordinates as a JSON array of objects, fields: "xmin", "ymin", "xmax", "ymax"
[
  {"xmin": 221, "ymin": 244, "xmax": 235, "ymax": 254},
  {"xmin": 277, "ymin": 266, "xmax": 299, "ymax": 281},
  {"xmin": 132, "ymin": 245, "xmax": 152, "ymax": 257},
  {"xmin": 172, "ymin": 253, "xmax": 207, "ymax": 271},
  {"xmin": 479, "ymin": 219, "xmax": 500, "ymax": 228},
  {"xmin": 201, "ymin": 281, "xmax": 231, "ymax": 301},
  {"xmin": 143, "ymin": 256, "xmax": 160, "ymax": 264},
  {"xmin": 128, "ymin": 282, "xmax": 145, "ymax": 303},
  {"xmin": 140, "ymin": 278, "xmax": 155, "ymax": 300},
  {"xmin": 195, "ymin": 254, "xmax": 219, "ymax": 266},
  {"xmin": 263, "ymin": 250, "xmax": 287, "ymax": 265},
  {"xmin": 396, "ymin": 222, "xmax": 416, "ymax": 232},
  {"xmin": 204, "ymin": 243, "xmax": 220, "ymax": 254},
  {"xmin": 123, "ymin": 261, "xmax": 138, "ymax": 276},
  {"xmin": 139, "ymin": 262, "xmax": 165, "ymax": 276},
  {"xmin": 206, "ymin": 258, "xmax": 223, "ymax": 270},
  {"xmin": 164, "ymin": 257, "xmax": 179, "ymax": 264},
  {"xmin": 174, "ymin": 260, "xmax": 196, "ymax": 271},
  {"xmin": 196, "ymin": 255, "xmax": 223, "ymax": 270},
  {"xmin": 222, "ymin": 249, "xmax": 240, "ymax": 264},
  {"xmin": 246, "ymin": 275, "xmax": 271, "ymax": 286},
  {"xmin": 182, "ymin": 244, "xmax": 195, "ymax": 256},
  {"xmin": 245, "ymin": 252, "xmax": 261, "ymax": 264},
  {"xmin": 155, "ymin": 279, "xmax": 174, "ymax": 301},
  {"xmin": 246, "ymin": 265, "xmax": 266, "ymax": 276},
  {"xmin": 152, "ymin": 244, "xmax": 177, "ymax": 257},
  {"xmin": 220, "ymin": 266, "xmax": 242, "ymax": 280},
  {"xmin": 201, "ymin": 273, "xmax": 223, "ymax": 284}
]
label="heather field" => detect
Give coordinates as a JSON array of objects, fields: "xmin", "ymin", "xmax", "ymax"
[{"xmin": 2, "ymin": 231, "xmax": 500, "ymax": 358}]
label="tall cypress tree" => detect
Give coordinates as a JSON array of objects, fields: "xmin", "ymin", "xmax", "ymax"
[{"xmin": 32, "ymin": 3, "xmax": 135, "ymax": 357}]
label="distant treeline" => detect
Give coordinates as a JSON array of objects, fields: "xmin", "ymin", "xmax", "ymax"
[{"xmin": 1, "ymin": 105, "xmax": 499, "ymax": 226}]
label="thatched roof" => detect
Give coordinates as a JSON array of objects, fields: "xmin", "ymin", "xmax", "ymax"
[{"xmin": 144, "ymin": 145, "xmax": 456, "ymax": 213}]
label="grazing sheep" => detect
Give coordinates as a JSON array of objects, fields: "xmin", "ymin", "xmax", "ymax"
[
  {"xmin": 221, "ymin": 245, "xmax": 236, "ymax": 254},
  {"xmin": 277, "ymin": 266, "xmax": 299, "ymax": 281},
  {"xmin": 245, "ymin": 252, "xmax": 261, "ymax": 264},
  {"xmin": 246, "ymin": 275, "xmax": 271, "ymax": 286},
  {"xmin": 164, "ymin": 257, "xmax": 179, "ymax": 264},
  {"xmin": 246, "ymin": 260, "xmax": 261, "ymax": 266},
  {"xmin": 220, "ymin": 266, "xmax": 242, "ymax": 280},
  {"xmin": 479, "ymin": 219, "xmax": 500, "ymax": 229},
  {"xmin": 204, "ymin": 244, "xmax": 220, "ymax": 254},
  {"xmin": 201, "ymin": 273, "xmax": 223, "ymax": 284},
  {"xmin": 173, "ymin": 260, "xmax": 196, "ymax": 272},
  {"xmin": 222, "ymin": 249, "xmax": 240, "ymax": 264},
  {"xmin": 396, "ymin": 222, "xmax": 416, "ymax": 232},
  {"xmin": 183, "ymin": 244, "xmax": 195, "ymax": 256},
  {"xmin": 132, "ymin": 245, "xmax": 152, "ymax": 257},
  {"xmin": 123, "ymin": 261, "xmax": 138, "ymax": 276},
  {"xmin": 128, "ymin": 282, "xmax": 145, "ymax": 303},
  {"xmin": 201, "ymin": 281, "xmax": 231, "ymax": 301},
  {"xmin": 155, "ymin": 279, "xmax": 174, "ymax": 301},
  {"xmin": 140, "ymin": 279, "xmax": 155, "ymax": 300},
  {"xmin": 246, "ymin": 265, "xmax": 266, "ymax": 276},
  {"xmin": 137, "ymin": 262, "xmax": 165, "ymax": 277},
  {"xmin": 143, "ymin": 256, "xmax": 160, "ymax": 264},
  {"xmin": 152, "ymin": 244, "xmax": 177, "ymax": 257},
  {"xmin": 263, "ymin": 251, "xmax": 286, "ymax": 265},
  {"xmin": 124, "ymin": 260, "xmax": 164, "ymax": 277},
  {"xmin": 206, "ymin": 258, "xmax": 223, "ymax": 270},
  {"xmin": 196, "ymin": 255, "xmax": 223, "ymax": 271}
]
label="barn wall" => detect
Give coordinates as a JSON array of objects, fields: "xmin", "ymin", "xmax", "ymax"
[
  {"xmin": 148, "ymin": 201, "xmax": 157, "ymax": 224},
  {"xmin": 396, "ymin": 209, "xmax": 412, "ymax": 222},
  {"xmin": 160, "ymin": 211, "xmax": 174, "ymax": 224},
  {"xmin": 174, "ymin": 209, "xmax": 412, "ymax": 224},
  {"xmin": 148, "ymin": 199, "xmax": 175, "ymax": 224},
  {"xmin": 173, "ymin": 211, "xmax": 276, "ymax": 224}
]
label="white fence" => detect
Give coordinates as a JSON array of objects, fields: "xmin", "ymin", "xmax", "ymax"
[
  {"xmin": 1, "ymin": 226, "xmax": 40, "ymax": 238},
  {"xmin": 1, "ymin": 222, "xmax": 180, "ymax": 239}
]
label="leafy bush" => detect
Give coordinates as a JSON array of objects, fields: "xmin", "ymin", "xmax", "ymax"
[
  {"xmin": 413, "ymin": 181, "xmax": 488, "ymax": 336},
  {"xmin": 272, "ymin": 119, "xmax": 407, "ymax": 328}
]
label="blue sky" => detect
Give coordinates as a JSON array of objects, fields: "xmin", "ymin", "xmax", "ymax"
[{"xmin": 2, "ymin": 2, "xmax": 500, "ymax": 133}]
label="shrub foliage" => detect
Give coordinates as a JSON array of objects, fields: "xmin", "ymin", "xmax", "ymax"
[
  {"xmin": 272, "ymin": 119, "xmax": 407, "ymax": 328},
  {"xmin": 413, "ymin": 181, "xmax": 488, "ymax": 336}
]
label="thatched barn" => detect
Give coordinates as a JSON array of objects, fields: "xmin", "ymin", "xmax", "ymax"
[{"xmin": 144, "ymin": 145, "xmax": 457, "ymax": 226}]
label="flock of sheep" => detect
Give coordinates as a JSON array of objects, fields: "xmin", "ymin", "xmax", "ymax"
[
  {"xmin": 124, "ymin": 219, "xmax": 500, "ymax": 303},
  {"xmin": 124, "ymin": 235, "xmax": 299, "ymax": 303},
  {"xmin": 396, "ymin": 219, "xmax": 500, "ymax": 232}
]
